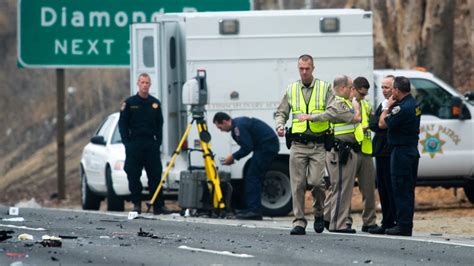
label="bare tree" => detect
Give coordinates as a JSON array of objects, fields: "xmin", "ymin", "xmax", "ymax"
[{"xmin": 419, "ymin": 1, "xmax": 455, "ymax": 83}]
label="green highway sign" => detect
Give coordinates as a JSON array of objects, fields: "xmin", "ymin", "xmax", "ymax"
[{"xmin": 18, "ymin": 0, "xmax": 251, "ymax": 68}]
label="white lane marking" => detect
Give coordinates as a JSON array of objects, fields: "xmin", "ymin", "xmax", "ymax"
[
  {"xmin": 178, "ymin": 245, "xmax": 254, "ymax": 258},
  {"xmin": 41, "ymin": 207, "xmax": 474, "ymax": 248},
  {"xmin": 0, "ymin": 223, "xmax": 46, "ymax": 231},
  {"xmin": 348, "ymin": 232, "xmax": 474, "ymax": 248}
]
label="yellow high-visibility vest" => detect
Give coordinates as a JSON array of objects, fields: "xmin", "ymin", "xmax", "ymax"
[
  {"xmin": 332, "ymin": 96, "xmax": 363, "ymax": 143},
  {"xmin": 359, "ymin": 99, "xmax": 373, "ymax": 154},
  {"xmin": 288, "ymin": 80, "xmax": 331, "ymax": 134}
]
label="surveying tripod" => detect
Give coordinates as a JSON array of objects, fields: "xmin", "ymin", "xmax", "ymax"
[{"xmin": 146, "ymin": 109, "xmax": 225, "ymax": 214}]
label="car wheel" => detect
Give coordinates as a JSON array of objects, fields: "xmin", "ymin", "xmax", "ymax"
[
  {"xmin": 105, "ymin": 165, "xmax": 124, "ymax": 211},
  {"xmin": 463, "ymin": 179, "xmax": 474, "ymax": 204},
  {"xmin": 80, "ymin": 166, "xmax": 102, "ymax": 210},
  {"xmin": 261, "ymin": 160, "xmax": 292, "ymax": 217}
]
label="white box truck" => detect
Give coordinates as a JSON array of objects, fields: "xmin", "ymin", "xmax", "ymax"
[
  {"xmin": 129, "ymin": 9, "xmax": 474, "ymax": 216},
  {"xmin": 130, "ymin": 9, "xmax": 374, "ymax": 216}
]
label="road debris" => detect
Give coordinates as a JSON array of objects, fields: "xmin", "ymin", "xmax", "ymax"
[
  {"xmin": 5, "ymin": 252, "xmax": 28, "ymax": 258},
  {"xmin": 0, "ymin": 230, "xmax": 14, "ymax": 241},
  {"xmin": 18, "ymin": 233, "xmax": 34, "ymax": 241},
  {"xmin": 58, "ymin": 235, "xmax": 78, "ymax": 239},
  {"xmin": 128, "ymin": 211, "xmax": 139, "ymax": 220},
  {"xmin": 137, "ymin": 228, "xmax": 162, "ymax": 239},
  {"xmin": 38, "ymin": 235, "xmax": 62, "ymax": 247}
]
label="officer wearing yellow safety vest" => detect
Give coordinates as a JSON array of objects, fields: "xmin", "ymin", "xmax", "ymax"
[
  {"xmin": 275, "ymin": 54, "xmax": 335, "ymax": 236},
  {"xmin": 299, "ymin": 75, "xmax": 362, "ymax": 233},
  {"xmin": 346, "ymin": 76, "xmax": 383, "ymax": 234}
]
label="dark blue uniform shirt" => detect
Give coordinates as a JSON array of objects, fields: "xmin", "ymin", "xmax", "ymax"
[
  {"xmin": 118, "ymin": 94, "xmax": 163, "ymax": 145},
  {"xmin": 231, "ymin": 117, "xmax": 279, "ymax": 160},
  {"xmin": 369, "ymin": 103, "xmax": 391, "ymax": 157},
  {"xmin": 384, "ymin": 95, "xmax": 421, "ymax": 147}
]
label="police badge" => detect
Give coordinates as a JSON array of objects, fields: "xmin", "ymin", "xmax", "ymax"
[{"xmin": 391, "ymin": 106, "xmax": 401, "ymax": 115}]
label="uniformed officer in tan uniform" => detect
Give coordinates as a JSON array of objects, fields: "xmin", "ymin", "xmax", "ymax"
[
  {"xmin": 299, "ymin": 75, "xmax": 362, "ymax": 233},
  {"xmin": 274, "ymin": 54, "xmax": 335, "ymax": 235},
  {"xmin": 347, "ymin": 76, "xmax": 381, "ymax": 233}
]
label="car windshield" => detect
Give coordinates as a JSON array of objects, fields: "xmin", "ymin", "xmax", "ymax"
[{"xmin": 111, "ymin": 125, "xmax": 122, "ymax": 144}]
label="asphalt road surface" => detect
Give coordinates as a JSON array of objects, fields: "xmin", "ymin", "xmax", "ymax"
[{"xmin": 1, "ymin": 207, "xmax": 473, "ymax": 265}]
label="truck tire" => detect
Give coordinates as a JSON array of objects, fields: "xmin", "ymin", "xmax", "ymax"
[
  {"xmin": 463, "ymin": 179, "xmax": 474, "ymax": 204},
  {"xmin": 80, "ymin": 165, "xmax": 102, "ymax": 210},
  {"xmin": 105, "ymin": 165, "xmax": 124, "ymax": 212},
  {"xmin": 261, "ymin": 160, "xmax": 292, "ymax": 217}
]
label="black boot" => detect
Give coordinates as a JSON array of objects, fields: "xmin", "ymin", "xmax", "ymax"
[
  {"xmin": 153, "ymin": 206, "xmax": 172, "ymax": 215},
  {"xmin": 132, "ymin": 201, "xmax": 142, "ymax": 214},
  {"xmin": 313, "ymin": 216, "xmax": 324, "ymax": 233},
  {"xmin": 290, "ymin": 226, "xmax": 306, "ymax": 235},
  {"xmin": 235, "ymin": 210, "xmax": 262, "ymax": 220},
  {"xmin": 385, "ymin": 225, "xmax": 412, "ymax": 236}
]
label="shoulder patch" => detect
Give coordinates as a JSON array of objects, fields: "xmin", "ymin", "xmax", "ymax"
[
  {"xmin": 391, "ymin": 106, "xmax": 401, "ymax": 115},
  {"xmin": 152, "ymin": 103, "xmax": 159, "ymax": 109},
  {"xmin": 120, "ymin": 102, "xmax": 126, "ymax": 111},
  {"xmin": 416, "ymin": 106, "xmax": 422, "ymax": 116},
  {"xmin": 335, "ymin": 100, "xmax": 351, "ymax": 114},
  {"xmin": 233, "ymin": 127, "xmax": 240, "ymax": 137}
]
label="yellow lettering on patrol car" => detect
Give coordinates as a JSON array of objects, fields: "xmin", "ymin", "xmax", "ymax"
[
  {"xmin": 420, "ymin": 124, "xmax": 435, "ymax": 133},
  {"xmin": 438, "ymin": 125, "xmax": 461, "ymax": 145},
  {"xmin": 419, "ymin": 124, "xmax": 462, "ymax": 159},
  {"xmin": 152, "ymin": 103, "xmax": 159, "ymax": 109}
]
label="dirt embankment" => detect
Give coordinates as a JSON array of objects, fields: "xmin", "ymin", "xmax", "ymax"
[{"xmin": 308, "ymin": 187, "xmax": 474, "ymax": 235}]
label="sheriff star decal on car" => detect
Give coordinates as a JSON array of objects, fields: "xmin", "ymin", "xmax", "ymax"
[{"xmin": 419, "ymin": 132, "xmax": 446, "ymax": 158}]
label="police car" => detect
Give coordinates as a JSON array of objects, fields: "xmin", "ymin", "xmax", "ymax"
[
  {"xmin": 80, "ymin": 112, "xmax": 157, "ymax": 211},
  {"xmin": 80, "ymin": 113, "xmax": 134, "ymax": 211},
  {"xmin": 374, "ymin": 69, "xmax": 474, "ymax": 203}
]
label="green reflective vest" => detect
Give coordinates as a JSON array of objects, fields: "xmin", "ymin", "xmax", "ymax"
[
  {"xmin": 359, "ymin": 99, "xmax": 373, "ymax": 154},
  {"xmin": 332, "ymin": 96, "xmax": 363, "ymax": 143},
  {"xmin": 288, "ymin": 80, "xmax": 331, "ymax": 134}
]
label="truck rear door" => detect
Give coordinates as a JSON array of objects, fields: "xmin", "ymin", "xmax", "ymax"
[{"xmin": 130, "ymin": 21, "xmax": 186, "ymax": 156}]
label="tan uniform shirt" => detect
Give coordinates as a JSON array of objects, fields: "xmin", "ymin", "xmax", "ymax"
[
  {"xmin": 275, "ymin": 79, "xmax": 336, "ymax": 134},
  {"xmin": 312, "ymin": 96, "xmax": 357, "ymax": 143}
]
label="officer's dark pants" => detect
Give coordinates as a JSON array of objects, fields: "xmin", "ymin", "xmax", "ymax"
[
  {"xmin": 244, "ymin": 143, "xmax": 279, "ymax": 213},
  {"xmin": 124, "ymin": 139, "xmax": 164, "ymax": 209},
  {"xmin": 375, "ymin": 155, "xmax": 396, "ymax": 229},
  {"xmin": 390, "ymin": 146, "xmax": 419, "ymax": 231}
]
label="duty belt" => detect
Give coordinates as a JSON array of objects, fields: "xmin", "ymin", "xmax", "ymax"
[
  {"xmin": 131, "ymin": 133, "xmax": 158, "ymax": 141},
  {"xmin": 292, "ymin": 132, "xmax": 328, "ymax": 144},
  {"xmin": 334, "ymin": 139, "xmax": 361, "ymax": 153}
]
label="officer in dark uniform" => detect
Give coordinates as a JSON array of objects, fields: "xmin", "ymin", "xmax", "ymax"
[
  {"xmin": 119, "ymin": 73, "xmax": 169, "ymax": 215},
  {"xmin": 368, "ymin": 75, "xmax": 397, "ymax": 234},
  {"xmin": 379, "ymin": 76, "xmax": 421, "ymax": 236},
  {"xmin": 213, "ymin": 112, "xmax": 279, "ymax": 220}
]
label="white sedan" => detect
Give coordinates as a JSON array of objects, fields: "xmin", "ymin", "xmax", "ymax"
[{"xmin": 79, "ymin": 112, "xmax": 180, "ymax": 211}]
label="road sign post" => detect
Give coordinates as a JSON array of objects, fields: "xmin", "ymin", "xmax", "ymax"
[{"xmin": 17, "ymin": 0, "xmax": 251, "ymax": 201}]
